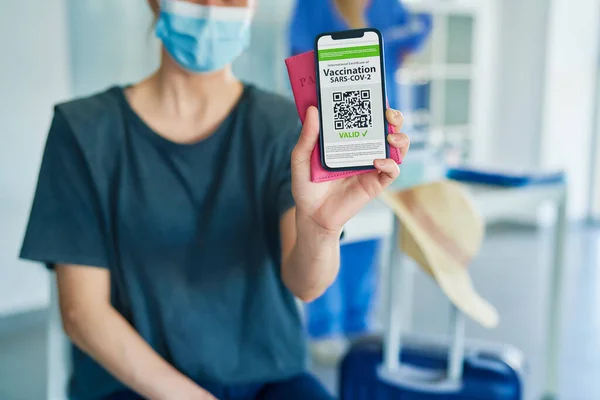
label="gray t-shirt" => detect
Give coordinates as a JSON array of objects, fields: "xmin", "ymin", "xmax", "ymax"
[{"xmin": 20, "ymin": 85, "xmax": 306, "ymax": 400}]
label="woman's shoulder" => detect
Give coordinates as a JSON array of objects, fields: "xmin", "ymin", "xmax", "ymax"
[
  {"xmin": 53, "ymin": 86, "xmax": 126, "ymax": 148},
  {"xmin": 56, "ymin": 86, "xmax": 123, "ymax": 121}
]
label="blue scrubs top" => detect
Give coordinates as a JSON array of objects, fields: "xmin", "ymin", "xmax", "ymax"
[{"xmin": 289, "ymin": 0, "xmax": 432, "ymax": 108}]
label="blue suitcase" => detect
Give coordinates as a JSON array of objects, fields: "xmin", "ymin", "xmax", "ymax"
[
  {"xmin": 339, "ymin": 223, "xmax": 526, "ymax": 399},
  {"xmin": 340, "ymin": 333, "xmax": 525, "ymax": 400}
]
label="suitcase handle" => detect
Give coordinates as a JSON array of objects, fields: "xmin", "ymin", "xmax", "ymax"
[
  {"xmin": 376, "ymin": 350, "xmax": 506, "ymax": 393},
  {"xmin": 379, "ymin": 222, "xmax": 466, "ymax": 390},
  {"xmin": 377, "ymin": 364, "xmax": 462, "ymax": 393}
]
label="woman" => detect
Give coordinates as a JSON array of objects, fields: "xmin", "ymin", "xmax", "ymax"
[{"xmin": 20, "ymin": 1, "xmax": 409, "ymax": 399}]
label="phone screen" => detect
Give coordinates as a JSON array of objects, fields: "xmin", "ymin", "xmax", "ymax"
[{"xmin": 316, "ymin": 29, "xmax": 388, "ymax": 170}]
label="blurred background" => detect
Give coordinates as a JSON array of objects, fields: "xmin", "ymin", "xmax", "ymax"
[{"xmin": 1, "ymin": 0, "xmax": 600, "ymax": 399}]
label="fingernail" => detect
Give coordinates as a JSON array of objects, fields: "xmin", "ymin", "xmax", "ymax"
[{"xmin": 375, "ymin": 159, "xmax": 386, "ymax": 167}]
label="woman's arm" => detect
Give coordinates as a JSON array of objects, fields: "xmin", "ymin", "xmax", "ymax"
[
  {"xmin": 55, "ymin": 264, "xmax": 216, "ymax": 400},
  {"xmin": 280, "ymin": 108, "xmax": 409, "ymax": 302},
  {"xmin": 280, "ymin": 208, "xmax": 341, "ymax": 302},
  {"xmin": 277, "ymin": 111, "xmax": 345, "ymax": 303}
]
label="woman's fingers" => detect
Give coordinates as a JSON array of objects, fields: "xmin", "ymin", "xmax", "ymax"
[
  {"xmin": 291, "ymin": 106, "xmax": 320, "ymax": 182},
  {"xmin": 387, "ymin": 132, "xmax": 410, "ymax": 160},
  {"xmin": 386, "ymin": 108, "xmax": 404, "ymax": 133},
  {"xmin": 374, "ymin": 158, "xmax": 400, "ymax": 187},
  {"xmin": 292, "ymin": 106, "xmax": 320, "ymax": 165},
  {"xmin": 387, "ymin": 132, "xmax": 409, "ymax": 147}
]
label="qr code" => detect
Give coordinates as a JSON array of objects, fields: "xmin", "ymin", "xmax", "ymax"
[{"xmin": 333, "ymin": 90, "xmax": 372, "ymax": 130}]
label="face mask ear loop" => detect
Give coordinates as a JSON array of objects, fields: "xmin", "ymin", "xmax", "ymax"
[
  {"xmin": 242, "ymin": 15, "xmax": 253, "ymax": 30},
  {"xmin": 245, "ymin": 0, "xmax": 256, "ymax": 24}
]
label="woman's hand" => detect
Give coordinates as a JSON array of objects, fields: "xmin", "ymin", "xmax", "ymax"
[
  {"xmin": 291, "ymin": 106, "xmax": 409, "ymax": 237},
  {"xmin": 281, "ymin": 107, "xmax": 407, "ymax": 301}
]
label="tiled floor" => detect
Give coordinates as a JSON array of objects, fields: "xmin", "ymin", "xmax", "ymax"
[{"xmin": 1, "ymin": 224, "xmax": 599, "ymax": 400}]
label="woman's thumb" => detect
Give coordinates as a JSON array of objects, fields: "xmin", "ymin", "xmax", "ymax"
[{"xmin": 293, "ymin": 106, "xmax": 320, "ymax": 163}]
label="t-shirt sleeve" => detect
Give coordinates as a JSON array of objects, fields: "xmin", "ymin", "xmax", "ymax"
[
  {"xmin": 19, "ymin": 109, "xmax": 109, "ymax": 270},
  {"xmin": 272, "ymin": 121, "xmax": 302, "ymax": 218}
]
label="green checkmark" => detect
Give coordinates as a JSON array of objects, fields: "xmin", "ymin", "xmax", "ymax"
[{"xmin": 362, "ymin": 130, "xmax": 368, "ymax": 137}]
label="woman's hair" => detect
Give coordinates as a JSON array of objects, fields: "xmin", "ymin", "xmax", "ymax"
[
  {"xmin": 148, "ymin": 0, "xmax": 160, "ymax": 15},
  {"xmin": 148, "ymin": 0, "xmax": 159, "ymax": 36}
]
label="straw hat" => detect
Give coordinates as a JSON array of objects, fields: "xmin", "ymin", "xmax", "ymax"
[{"xmin": 379, "ymin": 180, "xmax": 499, "ymax": 328}]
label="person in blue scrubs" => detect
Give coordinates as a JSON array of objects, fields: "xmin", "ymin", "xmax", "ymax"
[
  {"xmin": 289, "ymin": 0, "xmax": 432, "ymax": 108},
  {"xmin": 19, "ymin": 0, "xmax": 411, "ymax": 399},
  {"xmin": 289, "ymin": 0, "xmax": 430, "ymax": 341}
]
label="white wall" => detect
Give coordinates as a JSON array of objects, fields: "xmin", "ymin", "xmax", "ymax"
[
  {"xmin": 66, "ymin": 0, "xmax": 159, "ymax": 97},
  {"xmin": 232, "ymin": 0, "xmax": 295, "ymax": 95},
  {"xmin": 490, "ymin": 0, "xmax": 600, "ymax": 221},
  {"xmin": 476, "ymin": 0, "xmax": 554, "ymax": 226},
  {"xmin": 491, "ymin": 0, "xmax": 549, "ymax": 168},
  {"xmin": 540, "ymin": 0, "xmax": 600, "ymax": 219},
  {"xmin": 0, "ymin": 0, "xmax": 72, "ymax": 316},
  {"xmin": 592, "ymin": 76, "xmax": 600, "ymax": 219}
]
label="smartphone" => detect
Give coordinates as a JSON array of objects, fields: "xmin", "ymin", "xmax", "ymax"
[{"xmin": 315, "ymin": 28, "xmax": 389, "ymax": 171}]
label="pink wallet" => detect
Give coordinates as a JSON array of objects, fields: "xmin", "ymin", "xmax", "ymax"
[{"xmin": 285, "ymin": 50, "xmax": 403, "ymax": 183}]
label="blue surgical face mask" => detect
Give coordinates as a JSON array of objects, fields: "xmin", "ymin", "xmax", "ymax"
[{"xmin": 155, "ymin": 0, "xmax": 253, "ymax": 74}]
